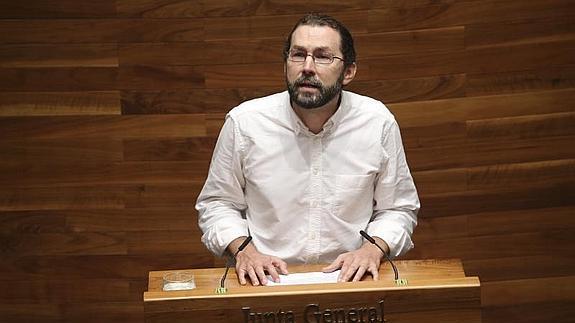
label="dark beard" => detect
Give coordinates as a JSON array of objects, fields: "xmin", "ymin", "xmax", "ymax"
[{"xmin": 287, "ymin": 72, "xmax": 344, "ymax": 109}]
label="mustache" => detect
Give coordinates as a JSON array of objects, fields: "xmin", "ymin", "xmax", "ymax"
[{"xmin": 294, "ymin": 76, "xmax": 322, "ymax": 88}]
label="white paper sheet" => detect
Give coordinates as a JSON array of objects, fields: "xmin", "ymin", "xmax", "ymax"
[{"xmin": 265, "ymin": 270, "xmax": 340, "ymax": 286}]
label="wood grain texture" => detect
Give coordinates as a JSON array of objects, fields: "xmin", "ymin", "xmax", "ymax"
[
  {"xmin": 144, "ymin": 260, "xmax": 480, "ymax": 323},
  {"xmin": 368, "ymin": 0, "xmax": 575, "ymax": 32},
  {"xmin": 121, "ymin": 88, "xmax": 281, "ymax": 114},
  {"xmin": 0, "ymin": 67, "xmax": 118, "ymax": 91},
  {"xmin": 1, "ymin": 1, "xmax": 575, "ymax": 322},
  {"xmin": 0, "ymin": 92, "xmax": 120, "ymax": 116},
  {"xmin": 0, "ymin": 0, "xmax": 117, "ymax": 18},
  {"xmin": 347, "ymin": 74, "xmax": 467, "ymax": 103},
  {"xmin": 466, "ymin": 65, "xmax": 575, "ymax": 96},
  {"xmin": 0, "ymin": 19, "xmax": 205, "ymax": 44},
  {"xmin": 0, "ymin": 44, "xmax": 118, "ymax": 68},
  {"xmin": 0, "ymin": 115, "xmax": 207, "ymax": 140}
]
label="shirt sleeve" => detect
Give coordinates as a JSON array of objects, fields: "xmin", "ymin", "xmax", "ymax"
[
  {"xmin": 196, "ymin": 115, "xmax": 249, "ymax": 256},
  {"xmin": 367, "ymin": 119, "xmax": 420, "ymax": 258}
]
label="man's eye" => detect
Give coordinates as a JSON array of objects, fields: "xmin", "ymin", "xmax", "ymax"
[
  {"xmin": 293, "ymin": 52, "xmax": 306, "ymax": 57},
  {"xmin": 316, "ymin": 54, "xmax": 331, "ymax": 60}
]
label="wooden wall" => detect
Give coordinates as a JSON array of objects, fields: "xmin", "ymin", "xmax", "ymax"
[{"xmin": 1, "ymin": 1, "xmax": 574, "ymax": 322}]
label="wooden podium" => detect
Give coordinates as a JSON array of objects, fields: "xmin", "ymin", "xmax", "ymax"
[{"xmin": 144, "ymin": 259, "xmax": 481, "ymax": 322}]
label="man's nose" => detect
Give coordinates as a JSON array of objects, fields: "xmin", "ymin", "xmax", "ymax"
[{"xmin": 302, "ymin": 54, "xmax": 317, "ymax": 74}]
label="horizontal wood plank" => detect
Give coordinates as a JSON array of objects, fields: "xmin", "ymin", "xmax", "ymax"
[
  {"xmin": 0, "ymin": 19, "xmax": 204, "ymax": 44},
  {"xmin": 0, "ymin": 139, "xmax": 123, "ymax": 163},
  {"xmin": 62, "ymin": 302, "xmax": 144, "ymax": 323},
  {"xmin": 466, "ymin": 65, "xmax": 575, "ymax": 96},
  {"xmin": 0, "ymin": 208, "xmax": 201, "ymax": 234},
  {"xmin": 414, "ymin": 206, "xmax": 575, "ymax": 242},
  {"xmin": 0, "ymin": 0, "xmax": 116, "ymax": 18},
  {"xmin": 204, "ymin": 63, "xmax": 284, "ymax": 88},
  {"xmin": 464, "ymin": 255, "xmax": 575, "ymax": 282},
  {"xmin": 126, "ymin": 231, "xmax": 210, "ymax": 256},
  {"xmin": 356, "ymin": 26, "xmax": 465, "ymax": 58},
  {"xmin": 118, "ymin": 65, "xmax": 204, "ymax": 90},
  {"xmin": 467, "ymin": 159, "xmax": 575, "ymax": 190},
  {"xmin": 407, "ymin": 136, "xmax": 575, "ymax": 171},
  {"xmin": 420, "ymin": 181, "xmax": 575, "ymax": 219},
  {"xmin": 0, "ymin": 254, "xmax": 209, "ymax": 280},
  {"xmin": 0, "ymin": 186, "xmax": 124, "ymax": 211},
  {"xmin": 120, "ymin": 88, "xmax": 280, "ymax": 114},
  {"xmin": 368, "ymin": 0, "xmax": 575, "ymax": 33},
  {"xmin": 0, "ymin": 91, "xmax": 120, "ymax": 116},
  {"xmin": 390, "ymin": 89, "xmax": 575, "ymax": 127},
  {"xmin": 0, "ymin": 232, "xmax": 127, "ymax": 256},
  {"xmin": 204, "ymin": 11, "xmax": 368, "ymax": 40},
  {"xmin": 482, "ymin": 301, "xmax": 575, "ymax": 323},
  {"xmin": 363, "ymin": 39, "xmax": 575, "ymax": 81},
  {"xmin": 467, "ymin": 112, "xmax": 575, "ymax": 140},
  {"xmin": 124, "ymin": 183, "xmax": 204, "ymax": 208},
  {"xmin": 0, "ymin": 303, "xmax": 61, "ymax": 322},
  {"xmin": 0, "ymin": 67, "xmax": 117, "ymax": 92},
  {"xmin": 347, "ymin": 74, "xmax": 467, "ymax": 104},
  {"xmin": 0, "ymin": 279, "xmax": 132, "ymax": 303},
  {"xmin": 466, "ymin": 18, "xmax": 575, "ymax": 49},
  {"xmin": 124, "ymin": 137, "xmax": 216, "ymax": 161},
  {"xmin": 0, "ymin": 115, "xmax": 206, "ymax": 140},
  {"xmin": 0, "ymin": 161, "xmax": 210, "ymax": 187},
  {"xmin": 119, "ymin": 39, "xmax": 284, "ymax": 66},
  {"xmin": 0, "ymin": 44, "xmax": 118, "ymax": 68},
  {"xmin": 409, "ymin": 229, "xmax": 575, "ymax": 260},
  {"xmin": 482, "ymin": 275, "xmax": 575, "ymax": 306}
]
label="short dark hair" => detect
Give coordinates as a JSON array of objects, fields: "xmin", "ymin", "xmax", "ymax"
[{"xmin": 283, "ymin": 13, "xmax": 356, "ymax": 68}]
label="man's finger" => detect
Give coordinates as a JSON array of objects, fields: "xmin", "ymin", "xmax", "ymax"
[
  {"xmin": 322, "ymin": 257, "xmax": 343, "ymax": 273},
  {"xmin": 338, "ymin": 261, "xmax": 354, "ymax": 282},
  {"xmin": 352, "ymin": 265, "xmax": 367, "ymax": 282},
  {"xmin": 369, "ymin": 264, "xmax": 379, "ymax": 281},
  {"xmin": 255, "ymin": 266, "xmax": 268, "ymax": 285},
  {"xmin": 265, "ymin": 264, "xmax": 281, "ymax": 283},
  {"xmin": 273, "ymin": 258, "xmax": 289, "ymax": 275},
  {"xmin": 247, "ymin": 267, "xmax": 260, "ymax": 286},
  {"xmin": 237, "ymin": 267, "xmax": 247, "ymax": 285}
]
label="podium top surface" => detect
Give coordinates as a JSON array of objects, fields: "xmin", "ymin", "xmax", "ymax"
[{"xmin": 144, "ymin": 259, "xmax": 479, "ymax": 302}]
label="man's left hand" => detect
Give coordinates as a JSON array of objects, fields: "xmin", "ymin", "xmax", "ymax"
[{"xmin": 322, "ymin": 238, "xmax": 389, "ymax": 282}]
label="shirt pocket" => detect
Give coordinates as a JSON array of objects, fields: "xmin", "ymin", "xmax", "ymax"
[{"xmin": 330, "ymin": 175, "xmax": 374, "ymax": 220}]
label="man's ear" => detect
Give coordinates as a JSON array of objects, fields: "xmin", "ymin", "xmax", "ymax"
[{"xmin": 342, "ymin": 62, "xmax": 357, "ymax": 86}]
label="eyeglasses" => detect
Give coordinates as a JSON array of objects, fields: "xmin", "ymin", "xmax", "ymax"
[{"xmin": 287, "ymin": 49, "xmax": 344, "ymax": 65}]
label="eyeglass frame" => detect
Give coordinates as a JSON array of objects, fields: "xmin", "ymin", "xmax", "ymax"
[{"xmin": 286, "ymin": 48, "xmax": 345, "ymax": 65}]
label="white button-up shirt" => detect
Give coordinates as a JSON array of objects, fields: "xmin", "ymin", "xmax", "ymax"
[{"xmin": 196, "ymin": 91, "xmax": 419, "ymax": 264}]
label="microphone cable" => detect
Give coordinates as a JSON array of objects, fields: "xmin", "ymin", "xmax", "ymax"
[
  {"xmin": 360, "ymin": 230, "xmax": 405, "ymax": 285},
  {"xmin": 216, "ymin": 236, "xmax": 252, "ymax": 294}
]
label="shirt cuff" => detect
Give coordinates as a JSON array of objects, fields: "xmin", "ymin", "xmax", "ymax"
[{"xmin": 201, "ymin": 222, "xmax": 249, "ymax": 257}]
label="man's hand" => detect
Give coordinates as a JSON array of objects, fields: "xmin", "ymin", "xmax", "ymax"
[
  {"xmin": 322, "ymin": 237, "xmax": 390, "ymax": 282},
  {"xmin": 228, "ymin": 238, "xmax": 288, "ymax": 286}
]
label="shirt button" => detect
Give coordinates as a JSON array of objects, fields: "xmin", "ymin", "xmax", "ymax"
[
  {"xmin": 309, "ymin": 232, "xmax": 316, "ymax": 240},
  {"xmin": 312, "ymin": 168, "xmax": 319, "ymax": 175}
]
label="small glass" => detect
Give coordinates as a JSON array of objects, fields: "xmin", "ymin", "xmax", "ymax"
[{"xmin": 162, "ymin": 271, "xmax": 196, "ymax": 291}]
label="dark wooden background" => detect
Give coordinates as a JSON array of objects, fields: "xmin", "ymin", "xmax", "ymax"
[{"xmin": 1, "ymin": 1, "xmax": 574, "ymax": 322}]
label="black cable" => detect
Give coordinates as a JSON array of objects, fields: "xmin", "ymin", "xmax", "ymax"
[
  {"xmin": 359, "ymin": 230, "xmax": 399, "ymax": 281},
  {"xmin": 219, "ymin": 236, "xmax": 252, "ymax": 291}
]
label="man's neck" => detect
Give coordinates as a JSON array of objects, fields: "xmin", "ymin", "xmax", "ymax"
[{"xmin": 292, "ymin": 93, "xmax": 341, "ymax": 134}]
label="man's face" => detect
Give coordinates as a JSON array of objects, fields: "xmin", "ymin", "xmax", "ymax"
[{"xmin": 285, "ymin": 25, "xmax": 355, "ymax": 109}]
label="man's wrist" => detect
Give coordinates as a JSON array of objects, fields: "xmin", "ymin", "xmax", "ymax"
[
  {"xmin": 362, "ymin": 237, "xmax": 390, "ymax": 259},
  {"xmin": 226, "ymin": 236, "xmax": 251, "ymax": 255}
]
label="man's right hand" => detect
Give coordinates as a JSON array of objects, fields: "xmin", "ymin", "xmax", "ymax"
[{"xmin": 228, "ymin": 237, "xmax": 288, "ymax": 286}]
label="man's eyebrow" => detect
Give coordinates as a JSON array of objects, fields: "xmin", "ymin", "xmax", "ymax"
[{"xmin": 291, "ymin": 45, "xmax": 333, "ymax": 52}]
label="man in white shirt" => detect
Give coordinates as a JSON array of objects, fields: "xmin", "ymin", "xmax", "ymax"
[{"xmin": 196, "ymin": 13, "xmax": 419, "ymax": 286}]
